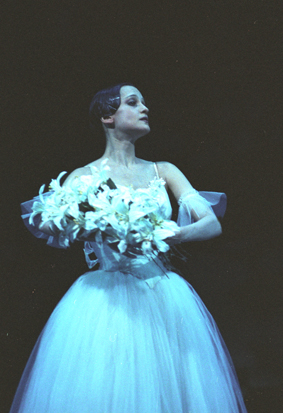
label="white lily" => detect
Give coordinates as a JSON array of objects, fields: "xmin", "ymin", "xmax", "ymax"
[
  {"xmin": 30, "ymin": 162, "xmax": 180, "ymax": 254},
  {"xmin": 49, "ymin": 171, "xmax": 67, "ymax": 192}
]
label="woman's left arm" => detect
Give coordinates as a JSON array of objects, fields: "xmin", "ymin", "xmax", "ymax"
[{"xmin": 158, "ymin": 162, "xmax": 222, "ymax": 245}]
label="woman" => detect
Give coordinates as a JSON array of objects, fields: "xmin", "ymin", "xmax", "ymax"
[{"xmin": 11, "ymin": 83, "xmax": 247, "ymax": 412}]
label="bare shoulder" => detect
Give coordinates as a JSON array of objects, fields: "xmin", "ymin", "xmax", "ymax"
[
  {"xmin": 63, "ymin": 157, "xmax": 107, "ymax": 186},
  {"xmin": 156, "ymin": 161, "xmax": 187, "ymax": 181},
  {"xmin": 156, "ymin": 161, "xmax": 180, "ymax": 175},
  {"xmin": 62, "ymin": 165, "xmax": 92, "ymax": 186},
  {"xmin": 156, "ymin": 161, "xmax": 195, "ymax": 201},
  {"xmin": 85, "ymin": 158, "xmax": 103, "ymax": 168}
]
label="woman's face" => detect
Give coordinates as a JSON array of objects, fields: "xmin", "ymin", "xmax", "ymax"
[{"xmin": 111, "ymin": 86, "xmax": 150, "ymax": 138}]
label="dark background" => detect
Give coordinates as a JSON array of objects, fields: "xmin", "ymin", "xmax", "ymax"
[{"xmin": 1, "ymin": 1, "xmax": 282, "ymax": 412}]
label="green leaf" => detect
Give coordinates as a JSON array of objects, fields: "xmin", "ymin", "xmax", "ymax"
[
  {"xmin": 79, "ymin": 202, "xmax": 95, "ymax": 213},
  {"xmin": 106, "ymin": 178, "xmax": 117, "ymax": 190}
]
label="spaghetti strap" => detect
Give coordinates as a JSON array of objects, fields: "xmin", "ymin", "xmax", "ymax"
[{"xmin": 153, "ymin": 162, "xmax": 159, "ymax": 179}]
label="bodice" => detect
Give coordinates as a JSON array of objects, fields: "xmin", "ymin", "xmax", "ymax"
[{"xmin": 83, "ymin": 183, "xmax": 172, "ymax": 288}]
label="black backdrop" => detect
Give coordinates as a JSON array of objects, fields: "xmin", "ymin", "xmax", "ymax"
[{"xmin": 1, "ymin": 1, "xmax": 282, "ymax": 412}]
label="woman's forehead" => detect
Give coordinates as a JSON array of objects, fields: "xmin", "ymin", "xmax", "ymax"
[{"xmin": 120, "ymin": 85, "xmax": 143, "ymax": 101}]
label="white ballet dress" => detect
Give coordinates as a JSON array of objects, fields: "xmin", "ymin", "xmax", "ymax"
[{"xmin": 11, "ymin": 176, "xmax": 247, "ymax": 412}]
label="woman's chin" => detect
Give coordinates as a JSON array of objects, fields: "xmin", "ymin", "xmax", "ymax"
[
  {"xmin": 139, "ymin": 125, "xmax": 151, "ymax": 137},
  {"xmin": 126, "ymin": 126, "xmax": 151, "ymax": 142}
]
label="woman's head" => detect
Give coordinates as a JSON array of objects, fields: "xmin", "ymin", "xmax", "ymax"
[
  {"xmin": 89, "ymin": 83, "xmax": 133, "ymax": 123},
  {"xmin": 89, "ymin": 84, "xmax": 150, "ymax": 139}
]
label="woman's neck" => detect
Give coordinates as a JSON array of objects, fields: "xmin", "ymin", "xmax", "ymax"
[{"xmin": 102, "ymin": 135, "xmax": 137, "ymax": 167}]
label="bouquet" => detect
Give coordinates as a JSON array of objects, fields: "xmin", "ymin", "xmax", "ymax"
[{"xmin": 30, "ymin": 160, "xmax": 179, "ymax": 256}]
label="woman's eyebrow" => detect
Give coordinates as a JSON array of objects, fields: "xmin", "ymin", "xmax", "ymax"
[
  {"xmin": 125, "ymin": 94, "xmax": 145, "ymax": 101},
  {"xmin": 125, "ymin": 94, "xmax": 138, "ymax": 99}
]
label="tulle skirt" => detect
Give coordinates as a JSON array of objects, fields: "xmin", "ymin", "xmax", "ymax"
[{"xmin": 10, "ymin": 269, "xmax": 247, "ymax": 413}]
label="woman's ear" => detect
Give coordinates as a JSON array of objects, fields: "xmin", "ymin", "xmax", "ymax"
[{"xmin": 101, "ymin": 116, "xmax": 114, "ymax": 125}]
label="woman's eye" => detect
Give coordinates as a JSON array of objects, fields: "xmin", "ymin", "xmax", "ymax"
[{"xmin": 128, "ymin": 100, "xmax": 136, "ymax": 106}]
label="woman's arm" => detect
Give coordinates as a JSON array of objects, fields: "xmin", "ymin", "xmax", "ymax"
[
  {"xmin": 165, "ymin": 215, "xmax": 222, "ymax": 245},
  {"xmin": 157, "ymin": 162, "xmax": 222, "ymax": 245}
]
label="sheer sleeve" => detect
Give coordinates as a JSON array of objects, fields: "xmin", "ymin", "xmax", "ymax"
[
  {"xmin": 21, "ymin": 193, "xmax": 66, "ymax": 249},
  {"xmin": 177, "ymin": 190, "xmax": 227, "ymax": 227}
]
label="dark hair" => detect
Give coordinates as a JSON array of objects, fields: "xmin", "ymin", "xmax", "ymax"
[{"xmin": 89, "ymin": 83, "xmax": 133, "ymax": 125}]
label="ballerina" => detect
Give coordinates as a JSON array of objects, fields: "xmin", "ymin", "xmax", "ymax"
[{"xmin": 11, "ymin": 83, "xmax": 247, "ymax": 412}]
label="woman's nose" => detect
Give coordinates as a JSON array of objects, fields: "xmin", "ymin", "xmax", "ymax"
[{"xmin": 141, "ymin": 103, "xmax": 149, "ymax": 113}]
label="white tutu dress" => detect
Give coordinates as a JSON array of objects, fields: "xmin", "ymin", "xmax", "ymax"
[{"xmin": 11, "ymin": 177, "xmax": 247, "ymax": 412}]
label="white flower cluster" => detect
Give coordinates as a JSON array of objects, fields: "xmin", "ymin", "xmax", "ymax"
[{"xmin": 30, "ymin": 160, "xmax": 179, "ymax": 255}]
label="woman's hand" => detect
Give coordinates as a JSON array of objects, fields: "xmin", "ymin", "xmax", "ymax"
[
  {"xmin": 164, "ymin": 228, "xmax": 184, "ymax": 246},
  {"xmin": 165, "ymin": 215, "xmax": 222, "ymax": 246}
]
